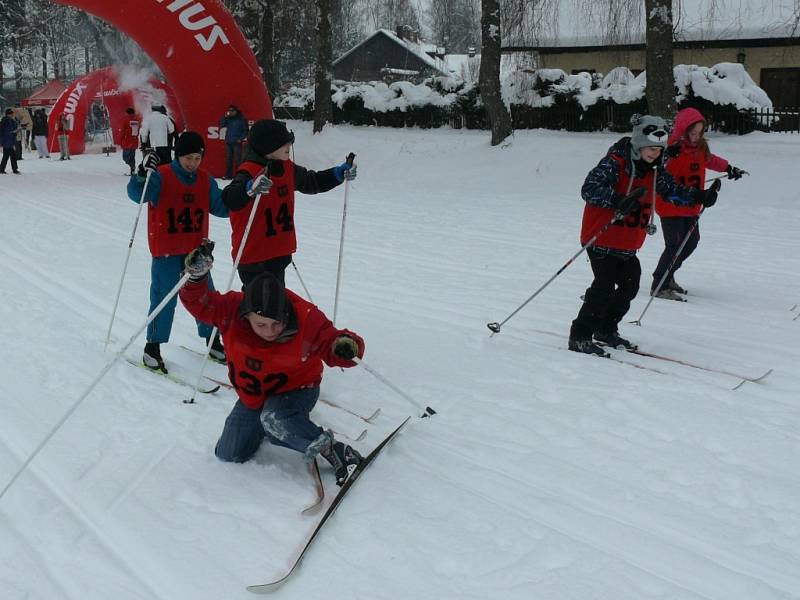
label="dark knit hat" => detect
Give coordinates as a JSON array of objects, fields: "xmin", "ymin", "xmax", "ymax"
[
  {"xmin": 175, "ymin": 131, "xmax": 205, "ymax": 157},
  {"xmin": 247, "ymin": 119, "xmax": 294, "ymax": 156},
  {"xmin": 239, "ymin": 272, "xmax": 289, "ymax": 322}
]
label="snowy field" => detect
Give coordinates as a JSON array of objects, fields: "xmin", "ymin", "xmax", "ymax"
[{"xmin": 1, "ymin": 121, "xmax": 799, "ymax": 599}]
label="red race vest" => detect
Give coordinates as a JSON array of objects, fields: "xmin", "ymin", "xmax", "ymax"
[
  {"xmin": 580, "ymin": 155, "xmax": 653, "ymax": 251},
  {"xmin": 230, "ymin": 160, "xmax": 297, "ymax": 265},
  {"xmin": 656, "ymin": 150, "xmax": 704, "ymax": 217},
  {"xmin": 147, "ymin": 165, "xmax": 211, "ymax": 257},
  {"xmin": 224, "ymin": 294, "xmax": 323, "ymax": 409}
]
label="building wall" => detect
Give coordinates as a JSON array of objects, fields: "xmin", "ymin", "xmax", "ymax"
[
  {"xmin": 334, "ymin": 33, "xmax": 437, "ymax": 83},
  {"xmin": 536, "ymin": 44, "xmax": 800, "ymax": 103}
]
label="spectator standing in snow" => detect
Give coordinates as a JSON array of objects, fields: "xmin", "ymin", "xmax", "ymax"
[
  {"xmin": 219, "ymin": 104, "xmax": 248, "ymax": 179},
  {"xmin": 126, "ymin": 131, "xmax": 229, "ymax": 373},
  {"xmin": 56, "ymin": 112, "xmax": 71, "ymax": 160},
  {"xmin": 13, "ymin": 104, "xmax": 32, "ymax": 157},
  {"xmin": 0, "ymin": 108, "xmax": 20, "ymax": 174},
  {"xmin": 31, "ymin": 108, "xmax": 50, "ymax": 159},
  {"xmin": 119, "ymin": 107, "xmax": 140, "ymax": 175},
  {"xmin": 139, "ymin": 105, "xmax": 175, "ymax": 166},
  {"xmin": 179, "ymin": 240, "xmax": 366, "ymax": 485},
  {"xmin": 222, "ymin": 119, "xmax": 357, "ymax": 286},
  {"xmin": 651, "ymin": 107, "xmax": 747, "ymax": 300},
  {"xmin": 568, "ymin": 115, "xmax": 722, "ymax": 357}
]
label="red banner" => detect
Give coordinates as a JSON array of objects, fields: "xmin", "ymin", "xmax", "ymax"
[{"xmin": 54, "ymin": 0, "xmax": 272, "ymax": 175}]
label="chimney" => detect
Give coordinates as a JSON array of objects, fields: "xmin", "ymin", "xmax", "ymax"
[{"xmin": 396, "ymin": 25, "xmax": 405, "ymax": 40}]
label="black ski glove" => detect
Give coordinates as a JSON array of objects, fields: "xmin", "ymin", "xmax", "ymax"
[
  {"xmin": 698, "ymin": 179, "xmax": 722, "ymax": 208},
  {"xmin": 137, "ymin": 150, "xmax": 159, "ymax": 177},
  {"xmin": 726, "ymin": 165, "xmax": 745, "ymax": 180},
  {"xmin": 332, "ymin": 335, "xmax": 360, "ymax": 360},
  {"xmin": 184, "ymin": 239, "xmax": 215, "ymax": 281},
  {"xmin": 664, "ymin": 142, "xmax": 682, "ymax": 159},
  {"xmin": 613, "ymin": 187, "xmax": 647, "ymax": 216}
]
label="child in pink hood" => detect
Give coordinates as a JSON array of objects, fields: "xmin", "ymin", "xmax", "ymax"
[{"xmin": 651, "ymin": 107, "xmax": 746, "ymax": 299}]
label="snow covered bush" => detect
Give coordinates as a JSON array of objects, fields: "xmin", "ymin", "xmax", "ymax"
[{"xmin": 272, "ymin": 62, "xmax": 773, "ymax": 133}]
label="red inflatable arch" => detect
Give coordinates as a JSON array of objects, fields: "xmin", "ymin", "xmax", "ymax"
[
  {"xmin": 48, "ymin": 66, "xmax": 184, "ymax": 156},
  {"xmin": 54, "ymin": 0, "xmax": 273, "ymax": 176}
]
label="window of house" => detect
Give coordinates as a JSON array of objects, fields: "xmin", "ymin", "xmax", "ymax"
[{"xmin": 760, "ymin": 68, "xmax": 800, "ymax": 108}]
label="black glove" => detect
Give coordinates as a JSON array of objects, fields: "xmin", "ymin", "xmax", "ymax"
[
  {"xmin": 332, "ymin": 335, "xmax": 360, "ymax": 360},
  {"xmin": 137, "ymin": 150, "xmax": 159, "ymax": 177},
  {"xmin": 664, "ymin": 142, "xmax": 682, "ymax": 159},
  {"xmin": 184, "ymin": 239, "xmax": 215, "ymax": 281},
  {"xmin": 613, "ymin": 187, "xmax": 646, "ymax": 216},
  {"xmin": 726, "ymin": 165, "xmax": 745, "ymax": 180},
  {"xmin": 699, "ymin": 179, "xmax": 722, "ymax": 208}
]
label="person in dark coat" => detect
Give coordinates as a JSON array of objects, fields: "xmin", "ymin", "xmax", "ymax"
[
  {"xmin": 0, "ymin": 108, "xmax": 20, "ymax": 174},
  {"xmin": 31, "ymin": 108, "xmax": 50, "ymax": 159},
  {"xmin": 219, "ymin": 104, "xmax": 248, "ymax": 179}
]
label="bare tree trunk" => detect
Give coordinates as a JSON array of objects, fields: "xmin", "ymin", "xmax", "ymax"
[
  {"xmin": 645, "ymin": 0, "xmax": 674, "ymax": 117},
  {"xmin": 479, "ymin": 0, "xmax": 512, "ymax": 145},
  {"xmin": 259, "ymin": 2, "xmax": 277, "ymax": 99},
  {"xmin": 42, "ymin": 43, "xmax": 48, "ymax": 80},
  {"xmin": 313, "ymin": 0, "xmax": 333, "ymax": 133}
]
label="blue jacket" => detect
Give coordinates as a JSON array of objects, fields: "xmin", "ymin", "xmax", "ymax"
[
  {"xmin": 219, "ymin": 113, "xmax": 248, "ymax": 144},
  {"xmin": 0, "ymin": 116, "xmax": 17, "ymax": 149},
  {"xmin": 127, "ymin": 160, "xmax": 229, "ymax": 219}
]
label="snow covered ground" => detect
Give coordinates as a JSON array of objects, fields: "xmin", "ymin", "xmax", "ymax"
[{"xmin": 1, "ymin": 121, "xmax": 799, "ymax": 600}]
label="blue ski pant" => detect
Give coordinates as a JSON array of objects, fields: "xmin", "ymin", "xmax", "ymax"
[
  {"xmin": 147, "ymin": 254, "xmax": 215, "ymax": 343},
  {"xmin": 215, "ymin": 387, "xmax": 324, "ymax": 463}
]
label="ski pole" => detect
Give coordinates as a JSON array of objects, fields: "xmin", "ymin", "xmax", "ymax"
[
  {"xmin": 291, "ymin": 259, "xmax": 314, "ymax": 303},
  {"xmin": 0, "ymin": 273, "xmax": 191, "ymax": 504},
  {"xmin": 487, "ymin": 210, "xmax": 624, "ymax": 335},
  {"xmin": 332, "ymin": 152, "xmax": 356, "ymax": 326},
  {"xmin": 705, "ymin": 170, "xmax": 749, "ymax": 185},
  {"xmin": 104, "ymin": 169, "xmax": 152, "ymax": 350},
  {"xmin": 186, "ymin": 179, "xmax": 267, "ymax": 404},
  {"xmin": 353, "ymin": 357, "xmax": 436, "ymax": 418},
  {"xmin": 630, "ymin": 211, "xmax": 703, "ymax": 326}
]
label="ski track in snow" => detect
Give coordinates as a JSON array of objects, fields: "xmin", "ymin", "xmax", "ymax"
[{"xmin": 1, "ymin": 124, "xmax": 800, "ymax": 599}]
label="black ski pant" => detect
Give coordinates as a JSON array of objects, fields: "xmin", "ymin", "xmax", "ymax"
[
  {"xmin": 570, "ymin": 249, "xmax": 641, "ymax": 341},
  {"xmin": 651, "ymin": 216, "xmax": 700, "ymax": 290},
  {"xmin": 237, "ymin": 254, "xmax": 292, "ymax": 289},
  {"xmin": 0, "ymin": 147, "xmax": 18, "ymax": 173}
]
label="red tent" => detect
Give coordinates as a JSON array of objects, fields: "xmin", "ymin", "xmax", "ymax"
[{"xmin": 22, "ymin": 80, "xmax": 67, "ymax": 107}]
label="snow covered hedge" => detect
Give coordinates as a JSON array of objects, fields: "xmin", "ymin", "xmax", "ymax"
[{"xmin": 273, "ymin": 63, "xmax": 773, "ymax": 132}]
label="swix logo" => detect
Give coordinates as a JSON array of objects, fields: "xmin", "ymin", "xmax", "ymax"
[
  {"xmin": 63, "ymin": 83, "xmax": 88, "ymax": 114},
  {"xmin": 156, "ymin": 0, "xmax": 230, "ymax": 52}
]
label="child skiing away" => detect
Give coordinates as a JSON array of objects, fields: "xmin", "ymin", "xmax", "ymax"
[
  {"xmin": 179, "ymin": 239, "xmax": 366, "ymax": 485},
  {"xmin": 119, "ymin": 107, "xmax": 140, "ymax": 176},
  {"xmin": 568, "ymin": 115, "xmax": 722, "ymax": 356},
  {"xmin": 126, "ymin": 131, "xmax": 229, "ymax": 372},
  {"xmin": 222, "ymin": 119, "xmax": 357, "ymax": 286},
  {"xmin": 651, "ymin": 107, "xmax": 747, "ymax": 299}
]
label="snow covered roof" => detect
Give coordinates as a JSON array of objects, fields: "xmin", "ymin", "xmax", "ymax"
[{"xmin": 333, "ymin": 28, "xmax": 449, "ymax": 76}]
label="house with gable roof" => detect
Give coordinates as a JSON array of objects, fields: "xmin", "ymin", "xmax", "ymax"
[{"xmin": 333, "ymin": 26, "xmax": 449, "ymax": 84}]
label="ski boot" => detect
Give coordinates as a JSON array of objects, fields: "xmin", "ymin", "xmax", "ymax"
[
  {"xmin": 143, "ymin": 342, "xmax": 168, "ymax": 373},
  {"xmin": 594, "ymin": 330, "xmax": 636, "ymax": 351},
  {"xmin": 320, "ymin": 436, "xmax": 364, "ymax": 486},
  {"xmin": 206, "ymin": 334, "xmax": 226, "ymax": 363},
  {"xmin": 665, "ymin": 275, "xmax": 687, "ymax": 295},
  {"xmin": 652, "ymin": 288, "xmax": 685, "ymax": 301},
  {"xmin": 568, "ymin": 337, "xmax": 609, "ymax": 357}
]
